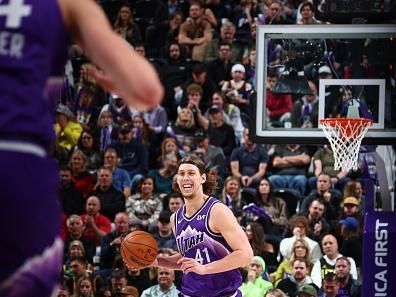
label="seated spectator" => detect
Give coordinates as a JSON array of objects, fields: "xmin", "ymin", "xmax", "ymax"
[
  {"xmin": 74, "ymin": 276, "xmax": 96, "ymax": 297},
  {"xmin": 168, "ymin": 107, "xmax": 198, "ymax": 153},
  {"xmin": 245, "ymin": 222, "xmax": 278, "ymax": 273},
  {"xmin": 81, "ymin": 196, "xmax": 112, "ymax": 246},
  {"xmin": 244, "ymin": 47, "xmax": 256, "ymax": 88},
  {"xmin": 205, "ymin": 91, "xmax": 244, "ymax": 144},
  {"xmin": 113, "ymin": 4, "xmax": 142, "ymax": 46},
  {"xmin": 318, "ymin": 272, "xmax": 341, "ymax": 297},
  {"xmin": 265, "ymin": 71, "xmax": 293, "ymax": 128},
  {"xmin": 63, "ymin": 257, "xmax": 92, "ymax": 295},
  {"xmin": 68, "ymin": 149, "xmax": 95, "ymax": 198},
  {"xmin": 131, "ymin": 114, "xmax": 151, "ymax": 146},
  {"xmin": 193, "ymin": 129, "xmax": 227, "ymax": 181},
  {"xmin": 74, "ymin": 83, "xmax": 100, "ymax": 131},
  {"xmin": 297, "ymin": 1, "xmax": 321, "ymax": 25},
  {"xmin": 266, "ymin": 288, "xmax": 288, "ymax": 297},
  {"xmin": 343, "ymin": 180, "xmax": 364, "ymax": 211},
  {"xmin": 300, "ymin": 173, "xmax": 341, "ymax": 223},
  {"xmin": 230, "ymin": 128, "xmax": 268, "ymax": 188},
  {"xmin": 158, "ymin": 137, "xmax": 185, "ymax": 168},
  {"xmin": 277, "ymin": 258, "xmax": 317, "ymax": 297},
  {"xmin": 291, "ymin": 81, "xmax": 319, "ymax": 128},
  {"xmin": 254, "ymin": 177, "xmax": 288, "ymax": 236},
  {"xmin": 161, "ymin": 41, "xmax": 190, "ymax": 121},
  {"xmin": 178, "ymin": 62, "xmax": 217, "ymax": 114},
  {"xmin": 141, "ymin": 267, "xmax": 180, "ymax": 297},
  {"xmin": 206, "ymin": 42, "xmax": 233, "ymax": 88},
  {"xmin": 152, "ymin": 210, "xmax": 178, "ymax": 251},
  {"xmin": 242, "ymin": 256, "xmax": 273, "ymax": 297},
  {"xmin": 55, "ymin": 104, "xmax": 83, "ymax": 151},
  {"xmin": 265, "ymin": 0, "xmax": 292, "ymax": 24},
  {"xmin": 167, "ymin": 192, "xmax": 185, "ymax": 213},
  {"xmin": 111, "ymin": 269, "xmax": 129, "ymax": 296},
  {"xmin": 103, "ymin": 148, "xmax": 132, "ymax": 197},
  {"xmin": 308, "ymin": 145, "xmax": 349, "ymax": 193},
  {"xmin": 59, "ymin": 165, "xmax": 85, "ymax": 216},
  {"xmin": 148, "ymin": 152, "xmax": 179, "ymax": 196},
  {"xmin": 120, "ymin": 285, "xmax": 139, "ymax": 297},
  {"xmin": 125, "ymin": 176, "xmax": 163, "ymax": 230},
  {"xmin": 338, "ymin": 216, "xmax": 362, "ymax": 268},
  {"xmin": 113, "ymin": 123, "xmax": 149, "ymax": 185},
  {"xmin": 337, "ymin": 196, "xmax": 364, "ymax": 234},
  {"xmin": 56, "ymin": 285, "xmax": 71, "ymax": 297},
  {"xmin": 178, "ymin": 1, "xmax": 212, "ymax": 61},
  {"xmin": 63, "ymin": 240, "xmax": 95, "ymax": 278},
  {"xmin": 279, "ymin": 216, "xmax": 322, "ymax": 264},
  {"xmin": 125, "ymin": 266, "xmax": 154, "ymax": 295},
  {"xmin": 297, "ymin": 285, "xmax": 318, "ymax": 297},
  {"xmin": 219, "ymin": 176, "xmax": 246, "ymax": 223},
  {"xmin": 64, "ymin": 215, "xmax": 96, "ymax": 263},
  {"xmin": 233, "ymin": 0, "xmax": 261, "ymax": 44},
  {"xmin": 207, "ymin": 104, "xmax": 237, "ymax": 159},
  {"xmin": 90, "ymin": 167, "xmax": 126, "ymax": 221},
  {"xmin": 304, "ymin": 199, "xmax": 331, "ymax": 242},
  {"xmin": 100, "ymin": 212, "xmax": 130, "ymax": 272},
  {"xmin": 205, "ymin": 21, "xmax": 247, "ymax": 64},
  {"xmin": 94, "ymin": 110, "xmax": 120, "ymax": 152},
  {"xmin": 272, "ymin": 238, "xmax": 312, "ymax": 286},
  {"xmin": 335, "ymin": 257, "xmax": 361, "ymax": 297},
  {"xmin": 268, "ymin": 144, "xmax": 310, "ymax": 197},
  {"xmin": 75, "ymin": 130, "xmax": 102, "ymax": 172},
  {"xmin": 178, "ymin": 83, "xmax": 210, "ymax": 129},
  {"xmin": 310, "ymin": 234, "xmax": 358, "ymax": 288},
  {"xmin": 221, "ymin": 64, "xmax": 252, "ymax": 125},
  {"xmin": 142, "ymin": 103, "xmax": 168, "ymax": 136},
  {"xmin": 100, "ymin": 95, "xmax": 135, "ymax": 125}
]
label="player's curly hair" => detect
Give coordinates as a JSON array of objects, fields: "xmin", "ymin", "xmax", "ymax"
[{"xmin": 172, "ymin": 155, "xmax": 218, "ymax": 195}]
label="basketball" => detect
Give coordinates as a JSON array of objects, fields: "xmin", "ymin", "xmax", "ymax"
[{"xmin": 120, "ymin": 231, "xmax": 158, "ymax": 268}]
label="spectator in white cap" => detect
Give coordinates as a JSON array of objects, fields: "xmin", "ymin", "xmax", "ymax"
[{"xmin": 221, "ymin": 63, "xmax": 252, "ymax": 126}]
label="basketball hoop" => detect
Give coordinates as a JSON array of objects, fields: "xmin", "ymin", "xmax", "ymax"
[{"xmin": 320, "ymin": 118, "xmax": 373, "ymax": 172}]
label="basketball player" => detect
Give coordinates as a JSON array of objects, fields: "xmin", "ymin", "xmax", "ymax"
[
  {"xmin": 153, "ymin": 155, "xmax": 253, "ymax": 297},
  {"xmin": 0, "ymin": 0, "xmax": 162, "ymax": 296}
]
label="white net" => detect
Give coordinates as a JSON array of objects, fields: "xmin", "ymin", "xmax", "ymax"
[{"xmin": 320, "ymin": 118, "xmax": 372, "ymax": 172}]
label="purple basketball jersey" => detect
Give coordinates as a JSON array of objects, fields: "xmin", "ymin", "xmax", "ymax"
[
  {"xmin": 0, "ymin": 0, "xmax": 68, "ymax": 295},
  {"xmin": 175, "ymin": 197, "xmax": 242, "ymax": 297},
  {"xmin": 0, "ymin": 0, "xmax": 68, "ymax": 150}
]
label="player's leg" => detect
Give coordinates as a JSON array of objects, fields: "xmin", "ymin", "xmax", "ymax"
[{"xmin": 0, "ymin": 151, "xmax": 63, "ymax": 297}]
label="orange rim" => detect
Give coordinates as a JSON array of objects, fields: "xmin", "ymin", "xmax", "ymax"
[{"xmin": 320, "ymin": 118, "xmax": 373, "ymax": 139}]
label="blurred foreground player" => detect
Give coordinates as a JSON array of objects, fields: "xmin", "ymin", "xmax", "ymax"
[{"xmin": 0, "ymin": 0, "xmax": 163, "ymax": 296}]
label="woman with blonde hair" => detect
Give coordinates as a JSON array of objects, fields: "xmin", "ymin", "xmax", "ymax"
[
  {"xmin": 265, "ymin": 288, "xmax": 287, "ymax": 297},
  {"xmin": 271, "ymin": 238, "xmax": 311, "ymax": 286},
  {"xmin": 68, "ymin": 149, "xmax": 95, "ymax": 198},
  {"xmin": 168, "ymin": 108, "xmax": 197, "ymax": 153},
  {"xmin": 219, "ymin": 176, "xmax": 246, "ymax": 222}
]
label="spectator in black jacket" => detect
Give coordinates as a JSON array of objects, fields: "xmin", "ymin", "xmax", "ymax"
[{"xmin": 59, "ymin": 166, "xmax": 85, "ymax": 215}]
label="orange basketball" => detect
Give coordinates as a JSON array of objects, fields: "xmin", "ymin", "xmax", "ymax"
[{"xmin": 120, "ymin": 231, "xmax": 158, "ymax": 268}]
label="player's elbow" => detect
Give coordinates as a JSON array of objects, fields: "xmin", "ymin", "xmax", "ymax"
[{"xmin": 241, "ymin": 247, "xmax": 254, "ymax": 266}]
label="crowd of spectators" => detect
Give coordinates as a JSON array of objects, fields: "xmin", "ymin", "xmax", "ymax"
[{"xmin": 53, "ymin": 0, "xmax": 396, "ymax": 296}]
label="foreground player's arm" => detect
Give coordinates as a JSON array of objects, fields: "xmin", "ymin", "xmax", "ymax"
[
  {"xmin": 58, "ymin": 0, "xmax": 163, "ymax": 110},
  {"xmin": 179, "ymin": 203, "xmax": 253, "ymax": 274},
  {"xmin": 152, "ymin": 213, "xmax": 183, "ymax": 270}
]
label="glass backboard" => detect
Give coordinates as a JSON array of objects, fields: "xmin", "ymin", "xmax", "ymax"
[{"xmin": 251, "ymin": 24, "xmax": 396, "ymax": 145}]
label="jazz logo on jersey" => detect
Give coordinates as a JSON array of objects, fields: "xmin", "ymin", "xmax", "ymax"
[
  {"xmin": 177, "ymin": 232, "xmax": 204, "ymax": 254},
  {"xmin": 0, "ymin": 0, "xmax": 32, "ymax": 29}
]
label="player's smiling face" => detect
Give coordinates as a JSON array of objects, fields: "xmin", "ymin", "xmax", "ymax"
[{"xmin": 176, "ymin": 163, "xmax": 205, "ymax": 199}]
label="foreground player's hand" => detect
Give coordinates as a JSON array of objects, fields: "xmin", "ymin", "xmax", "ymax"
[{"xmin": 177, "ymin": 257, "xmax": 206, "ymax": 275}]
